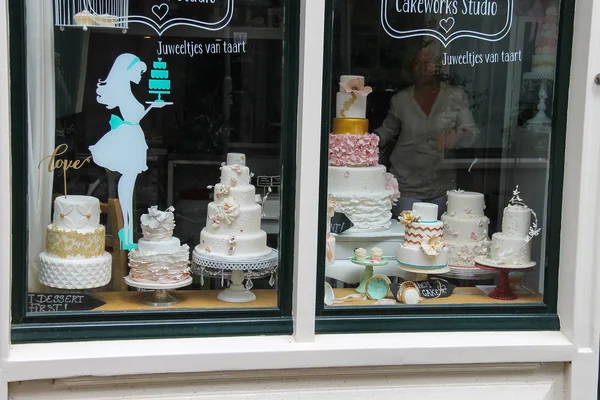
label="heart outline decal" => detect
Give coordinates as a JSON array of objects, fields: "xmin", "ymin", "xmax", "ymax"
[
  {"xmin": 152, "ymin": 3, "xmax": 169, "ymax": 21},
  {"xmin": 439, "ymin": 17, "xmax": 455, "ymax": 33}
]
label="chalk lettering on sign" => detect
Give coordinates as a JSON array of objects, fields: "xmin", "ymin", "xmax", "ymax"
[
  {"xmin": 257, "ymin": 176, "xmax": 272, "ymax": 187},
  {"xmin": 27, "ymin": 293, "xmax": 106, "ymax": 313}
]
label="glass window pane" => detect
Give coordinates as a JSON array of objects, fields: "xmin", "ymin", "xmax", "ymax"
[
  {"xmin": 26, "ymin": 0, "xmax": 288, "ymax": 314},
  {"xmin": 322, "ymin": 0, "xmax": 560, "ymax": 308}
]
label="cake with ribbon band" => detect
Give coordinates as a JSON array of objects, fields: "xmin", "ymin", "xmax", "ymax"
[
  {"xmin": 127, "ymin": 206, "xmax": 190, "ymax": 284},
  {"xmin": 328, "ymin": 75, "xmax": 400, "ymax": 231},
  {"xmin": 197, "ymin": 153, "xmax": 271, "ymax": 259},
  {"xmin": 441, "ymin": 190, "xmax": 490, "ymax": 269},
  {"xmin": 396, "ymin": 202, "xmax": 449, "ymax": 271},
  {"xmin": 39, "ymin": 195, "xmax": 112, "ymax": 289}
]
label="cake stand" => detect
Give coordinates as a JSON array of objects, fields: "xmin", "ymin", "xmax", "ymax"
[
  {"xmin": 192, "ymin": 249, "xmax": 278, "ymax": 303},
  {"xmin": 523, "ymin": 72, "xmax": 554, "ymax": 128},
  {"xmin": 350, "ymin": 257, "xmax": 389, "ymax": 294},
  {"xmin": 474, "ymin": 257, "xmax": 535, "ymax": 300},
  {"xmin": 397, "ymin": 262, "xmax": 451, "ymax": 275},
  {"xmin": 123, "ymin": 276, "xmax": 193, "ymax": 306}
]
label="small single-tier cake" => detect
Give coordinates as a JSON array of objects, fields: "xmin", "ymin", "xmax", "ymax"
[
  {"xmin": 128, "ymin": 206, "xmax": 190, "ymax": 283},
  {"xmin": 396, "ymin": 203, "xmax": 448, "ymax": 270},
  {"xmin": 197, "ymin": 153, "xmax": 271, "ymax": 259},
  {"xmin": 441, "ymin": 190, "xmax": 490, "ymax": 268},
  {"xmin": 39, "ymin": 195, "xmax": 112, "ymax": 289}
]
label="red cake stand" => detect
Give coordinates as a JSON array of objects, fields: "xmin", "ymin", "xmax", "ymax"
[{"xmin": 474, "ymin": 258, "xmax": 535, "ymax": 300}]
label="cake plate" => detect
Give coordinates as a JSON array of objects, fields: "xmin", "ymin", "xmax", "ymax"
[
  {"xmin": 474, "ymin": 257, "xmax": 536, "ymax": 300},
  {"xmin": 350, "ymin": 257, "xmax": 389, "ymax": 294},
  {"xmin": 397, "ymin": 262, "xmax": 451, "ymax": 275},
  {"xmin": 123, "ymin": 276, "xmax": 193, "ymax": 306},
  {"xmin": 192, "ymin": 249, "xmax": 278, "ymax": 303}
]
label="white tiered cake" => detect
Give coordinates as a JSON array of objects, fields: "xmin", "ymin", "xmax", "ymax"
[
  {"xmin": 39, "ymin": 195, "xmax": 112, "ymax": 289},
  {"xmin": 197, "ymin": 153, "xmax": 271, "ymax": 259},
  {"xmin": 476, "ymin": 187, "xmax": 540, "ymax": 269},
  {"xmin": 489, "ymin": 205, "xmax": 535, "ymax": 267},
  {"xmin": 441, "ymin": 190, "xmax": 490, "ymax": 269},
  {"xmin": 396, "ymin": 203, "xmax": 449, "ymax": 273},
  {"xmin": 127, "ymin": 206, "xmax": 190, "ymax": 284},
  {"xmin": 327, "ymin": 75, "xmax": 399, "ymax": 231}
]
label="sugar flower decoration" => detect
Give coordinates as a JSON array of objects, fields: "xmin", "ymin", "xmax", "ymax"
[
  {"xmin": 385, "ymin": 173, "xmax": 401, "ymax": 205},
  {"xmin": 398, "ymin": 210, "xmax": 421, "ymax": 225},
  {"xmin": 216, "ymin": 198, "xmax": 240, "ymax": 224},
  {"xmin": 141, "ymin": 206, "xmax": 174, "ymax": 229},
  {"xmin": 421, "ymin": 235, "xmax": 444, "ymax": 256},
  {"xmin": 470, "ymin": 232, "xmax": 478, "ymax": 241},
  {"xmin": 229, "ymin": 177, "xmax": 237, "ymax": 186},
  {"xmin": 209, "ymin": 215, "xmax": 220, "ymax": 228},
  {"xmin": 339, "ymin": 77, "xmax": 373, "ymax": 97},
  {"xmin": 327, "ymin": 198, "xmax": 336, "ymax": 218},
  {"xmin": 231, "ymin": 164, "xmax": 243, "ymax": 173}
]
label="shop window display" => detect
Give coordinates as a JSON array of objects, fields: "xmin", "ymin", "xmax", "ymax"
[
  {"xmin": 321, "ymin": 0, "xmax": 560, "ymax": 307},
  {"xmin": 20, "ymin": 0, "xmax": 293, "ymax": 317}
]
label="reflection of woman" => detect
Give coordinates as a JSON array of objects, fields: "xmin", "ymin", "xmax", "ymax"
[
  {"xmin": 375, "ymin": 46, "xmax": 479, "ymax": 217},
  {"xmin": 90, "ymin": 53, "xmax": 167, "ymax": 249}
]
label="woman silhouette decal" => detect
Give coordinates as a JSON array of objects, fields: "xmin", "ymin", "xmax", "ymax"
[{"xmin": 90, "ymin": 53, "xmax": 169, "ymax": 250}]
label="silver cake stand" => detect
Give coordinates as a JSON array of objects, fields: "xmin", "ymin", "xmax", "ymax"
[
  {"xmin": 123, "ymin": 276, "xmax": 193, "ymax": 306},
  {"xmin": 192, "ymin": 249, "xmax": 278, "ymax": 303}
]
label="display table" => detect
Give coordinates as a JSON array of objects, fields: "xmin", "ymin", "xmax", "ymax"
[
  {"xmin": 328, "ymin": 287, "xmax": 542, "ymax": 306},
  {"xmin": 94, "ymin": 289, "xmax": 278, "ymax": 311}
]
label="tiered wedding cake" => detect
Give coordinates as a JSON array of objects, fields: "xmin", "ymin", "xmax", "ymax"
[
  {"xmin": 39, "ymin": 195, "xmax": 112, "ymax": 289},
  {"xmin": 441, "ymin": 190, "xmax": 490, "ymax": 268},
  {"xmin": 488, "ymin": 197, "xmax": 538, "ymax": 267},
  {"xmin": 327, "ymin": 76, "xmax": 399, "ymax": 231},
  {"xmin": 197, "ymin": 153, "xmax": 271, "ymax": 259},
  {"xmin": 396, "ymin": 203, "xmax": 448, "ymax": 272},
  {"xmin": 532, "ymin": 5, "xmax": 558, "ymax": 74},
  {"xmin": 128, "ymin": 206, "xmax": 190, "ymax": 283}
]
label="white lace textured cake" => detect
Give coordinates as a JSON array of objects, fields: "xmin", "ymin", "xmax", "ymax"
[
  {"xmin": 441, "ymin": 190, "xmax": 490, "ymax": 268},
  {"xmin": 396, "ymin": 203, "xmax": 448, "ymax": 269},
  {"xmin": 39, "ymin": 195, "xmax": 112, "ymax": 289},
  {"xmin": 197, "ymin": 153, "xmax": 271, "ymax": 259},
  {"xmin": 128, "ymin": 206, "xmax": 190, "ymax": 283},
  {"xmin": 328, "ymin": 75, "xmax": 400, "ymax": 231}
]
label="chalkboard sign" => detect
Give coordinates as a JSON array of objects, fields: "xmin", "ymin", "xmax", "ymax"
[
  {"xmin": 272, "ymin": 176, "xmax": 281, "ymax": 187},
  {"xmin": 27, "ymin": 293, "xmax": 106, "ymax": 313},
  {"xmin": 330, "ymin": 212, "xmax": 354, "ymax": 234},
  {"xmin": 395, "ymin": 279, "xmax": 456, "ymax": 299},
  {"xmin": 256, "ymin": 176, "xmax": 272, "ymax": 187}
]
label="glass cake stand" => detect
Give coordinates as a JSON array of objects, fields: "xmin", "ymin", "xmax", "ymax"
[
  {"xmin": 191, "ymin": 249, "xmax": 278, "ymax": 303},
  {"xmin": 123, "ymin": 276, "xmax": 193, "ymax": 306}
]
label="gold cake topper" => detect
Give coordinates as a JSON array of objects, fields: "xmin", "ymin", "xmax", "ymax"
[{"xmin": 38, "ymin": 144, "xmax": 92, "ymax": 197}]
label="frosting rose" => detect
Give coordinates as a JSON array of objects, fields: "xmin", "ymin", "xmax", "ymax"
[
  {"xmin": 339, "ymin": 77, "xmax": 373, "ymax": 97},
  {"xmin": 329, "ymin": 133, "xmax": 379, "ymax": 166}
]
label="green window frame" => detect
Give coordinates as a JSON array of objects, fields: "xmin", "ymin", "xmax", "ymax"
[
  {"xmin": 314, "ymin": 0, "xmax": 575, "ymax": 333},
  {"xmin": 9, "ymin": 0, "xmax": 300, "ymax": 344}
]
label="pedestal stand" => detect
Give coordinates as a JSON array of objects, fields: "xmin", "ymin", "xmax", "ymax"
[
  {"xmin": 350, "ymin": 257, "xmax": 389, "ymax": 294},
  {"xmin": 523, "ymin": 72, "xmax": 554, "ymax": 128},
  {"xmin": 123, "ymin": 276, "xmax": 193, "ymax": 306},
  {"xmin": 474, "ymin": 259, "xmax": 535, "ymax": 300},
  {"xmin": 192, "ymin": 249, "xmax": 278, "ymax": 303}
]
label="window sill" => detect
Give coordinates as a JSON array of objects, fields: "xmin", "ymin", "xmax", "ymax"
[{"xmin": 3, "ymin": 331, "xmax": 574, "ymax": 382}]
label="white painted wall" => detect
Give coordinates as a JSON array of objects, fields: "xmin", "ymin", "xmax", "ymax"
[{"xmin": 8, "ymin": 363, "xmax": 565, "ymax": 400}]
